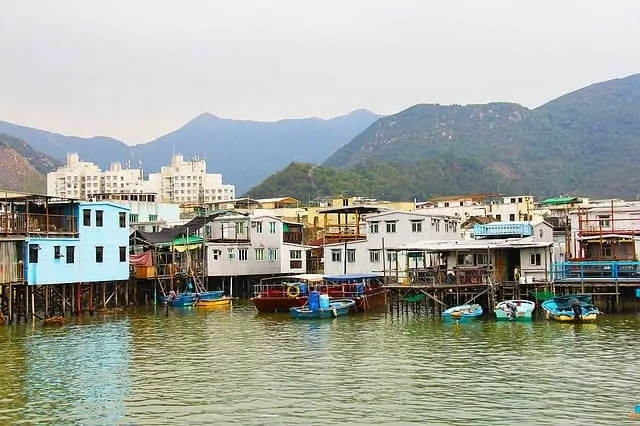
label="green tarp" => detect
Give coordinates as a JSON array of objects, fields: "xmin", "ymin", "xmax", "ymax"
[
  {"xmin": 542, "ymin": 197, "xmax": 578, "ymax": 206},
  {"xmin": 157, "ymin": 235, "xmax": 203, "ymax": 248}
]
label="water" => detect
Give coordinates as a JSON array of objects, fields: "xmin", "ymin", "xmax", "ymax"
[{"xmin": 1, "ymin": 304, "xmax": 639, "ymax": 425}]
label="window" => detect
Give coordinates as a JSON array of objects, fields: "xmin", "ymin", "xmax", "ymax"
[
  {"xmin": 54, "ymin": 245, "xmax": 61, "ymax": 259},
  {"xmin": 432, "ymin": 219, "xmax": 440, "ymax": 232},
  {"xmin": 475, "ymin": 253, "xmax": 489, "ymax": 265},
  {"xmin": 459, "ymin": 201, "xmax": 464, "ymax": 206},
  {"xmin": 228, "ymin": 248, "xmax": 236, "ymax": 261},
  {"xmin": 255, "ymin": 248, "xmax": 264, "ymax": 261},
  {"xmin": 290, "ymin": 250, "xmax": 302, "ymax": 260},
  {"xmin": 603, "ymin": 245, "xmax": 612, "ymax": 257},
  {"xmin": 130, "ymin": 213, "xmax": 139, "ymax": 223},
  {"xmin": 238, "ymin": 248, "xmax": 248, "ymax": 261},
  {"xmin": 95, "ymin": 246, "xmax": 104, "ymax": 263},
  {"xmin": 96, "ymin": 210, "xmax": 104, "ymax": 227},
  {"xmin": 411, "ymin": 220, "xmax": 422, "ymax": 233},
  {"xmin": 29, "ymin": 244, "xmax": 39, "ymax": 263},
  {"xmin": 386, "ymin": 252, "xmax": 397, "ymax": 263},
  {"xmin": 346, "ymin": 249, "xmax": 356, "ymax": 263},
  {"xmin": 385, "ymin": 221, "xmax": 397, "ymax": 233},
  {"xmin": 495, "ymin": 214, "xmax": 502, "ymax": 221},
  {"xmin": 119, "ymin": 212, "xmax": 127, "ymax": 228},
  {"xmin": 369, "ymin": 250, "xmax": 380, "ymax": 263},
  {"xmin": 149, "ymin": 214, "xmax": 158, "ymax": 222},
  {"xmin": 269, "ymin": 222, "xmax": 277, "ymax": 233},
  {"xmin": 83, "ymin": 209, "xmax": 91, "ymax": 226},
  {"xmin": 118, "ymin": 246, "xmax": 127, "ymax": 262},
  {"xmin": 530, "ymin": 253, "xmax": 541, "ymax": 266},
  {"xmin": 511, "ymin": 198, "xmax": 516, "ymax": 203},
  {"xmin": 252, "ymin": 221, "xmax": 263, "ymax": 233},
  {"xmin": 268, "ymin": 248, "xmax": 278, "ymax": 261},
  {"xmin": 236, "ymin": 222, "xmax": 245, "ymax": 234},
  {"xmin": 331, "ymin": 249, "xmax": 342, "ymax": 263},
  {"xmin": 457, "ymin": 253, "xmax": 474, "ymax": 266},
  {"xmin": 369, "ymin": 221, "xmax": 379, "ymax": 234},
  {"xmin": 212, "ymin": 249, "xmax": 221, "ymax": 261},
  {"xmin": 66, "ymin": 246, "xmax": 75, "ymax": 264},
  {"xmin": 598, "ymin": 215, "xmax": 611, "ymax": 227},
  {"xmin": 509, "ymin": 213, "xmax": 516, "ymax": 222}
]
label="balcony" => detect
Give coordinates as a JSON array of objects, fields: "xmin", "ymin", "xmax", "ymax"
[
  {"xmin": 0, "ymin": 213, "xmax": 78, "ymax": 237},
  {"xmin": 283, "ymin": 231, "xmax": 303, "ymax": 244},
  {"xmin": 323, "ymin": 224, "xmax": 367, "ymax": 244},
  {"xmin": 407, "ymin": 266, "xmax": 494, "ymax": 287},
  {"xmin": 552, "ymin": 260, "xmax": 640, "ymax": 281}
]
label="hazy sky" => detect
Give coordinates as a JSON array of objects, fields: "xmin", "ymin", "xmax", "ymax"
[{"xmin": 1, "ymin": 0, "xmax": 639, "ymax": 144}]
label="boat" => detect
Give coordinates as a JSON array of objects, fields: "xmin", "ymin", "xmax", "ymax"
[
  {"xmin": 195, "ymin": 296, "xmax": 233, "ymax": 309},
  {"xmin": 290, "ymin": 291, "xmax": 355, "ymax": 319},
  {"xmin": 541, "ymin": 294, "xmax": 599, "ymax": 322},
  {"xmin": 322, "ymin": 273, "xmax": 387, "ymax": 313},
  {"xmin": 251, "ymin": 274, "xmax": 324, "ymax": 313},
  {"xmin": 442, "ymin": 304, "xmax": 483, "ymax": 321},
  {"xmin": 495, "ymin": 299, "xmax": 536, "ymax": 321}
]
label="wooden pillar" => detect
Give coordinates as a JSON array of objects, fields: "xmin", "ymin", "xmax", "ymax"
[
  {"xmin": 76, "ymin": 282, "xmax": 82, "ymax": 315},
  {"xmin": 89, "ymin": 283, "xmax": 94, "ymax": 314},
  {"xmin": 62, "ymin": 284, "xmax": 66, "ymax": 316},
  {"xmin": 24, "ymin": 284, "xmax": 29, "ymax": 323}
]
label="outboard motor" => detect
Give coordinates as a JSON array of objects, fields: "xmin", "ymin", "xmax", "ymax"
[
  {"xmin": 571, "ymin": 299, "xmax": 582, "ymax": 321},
  {"xmin": 507, "ymin": 302, "xmax": 517, "ymax": 320}
]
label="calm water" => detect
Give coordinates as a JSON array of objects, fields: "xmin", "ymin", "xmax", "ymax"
[{"xmin": 1, "ymin": 303, "xmax": 639, "ymax": 425}]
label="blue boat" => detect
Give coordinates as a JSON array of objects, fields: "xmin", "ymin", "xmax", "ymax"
[
  {"xmin": 162, "ymin": 290, "xmax": 225, "ymax": 307},
  {"xmin": 495, "ymin": 299, "xmax": 536, "ymax": 321},
  {"xmin": 442, "ymin": 304, "xmax": 483, "ymax": 322},
  {"xmin": 290, "ymin": 291, "xmax": 355, "ymax": 319},
  {"xmin": 541, "ymin": 294, "xmax": 599, "ymax": 322}
]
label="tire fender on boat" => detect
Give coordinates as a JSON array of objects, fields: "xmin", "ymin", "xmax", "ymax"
[{"xmin": 286, "ymin": 285, "xmax": 300, "ymax": 298}]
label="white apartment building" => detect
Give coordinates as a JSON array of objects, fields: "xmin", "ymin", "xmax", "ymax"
[
  {"xmin": 93, "ymin": 192, "xmax": 181, "ymax": 232},
  {"xmin": 322, "ymin": 211, "xmax": 461, "ymax": 275},
  {"xmin": 47, "ymin": 153, "xmax": 235, "ymax": 204},
  {"xmin": 146, "ymin": 154, "xmax": 235, "ymax": 204},
  {"xmin": 205, "ymin": 214, "xmax": 309, "ymax": 277},
  {"xmin": 417, "ymin": 194, "xmax": 538, "ymax": 223}
]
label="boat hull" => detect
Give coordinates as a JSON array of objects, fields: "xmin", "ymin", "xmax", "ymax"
[
  {"xmin": 290, "ymin": 299, "xmax": 355, "ymax": 319},
  {"xmin": 546, "ymin": 311, "xmax": 598, "ymax": 322},
  {"xmin": 442, "ymin": 304, "xmax": 483, "ymax": 322},
  {"xmin": 196, "ymin": 296, "xmax": 233, "ymax": 309},
  {"xmin": 541, "ymin": 294, "xmax": 599, "ymax": 322},
  {"xmin": 252, "ymin": 288, "xmax": 387, "ymax": 314},
  {"xmin": 252, "ymin": 296, "xmax": 308, "ymax": 313}
]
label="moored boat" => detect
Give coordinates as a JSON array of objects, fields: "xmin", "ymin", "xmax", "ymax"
[
  {"xmin": 290, "ymin": 291, "xmax": 355, "ymax": 319},
  {"xmin": 541, "ymin": 294, "xmax": 599, "ymax": 322},
  {"xmin": 442, "ymin": 304, "xmax": 483, "ymax": 322},
  {"xmin": 196, "ymin": 296, "xmax": 233, "ymax": 309},
  {"xmin": 251, "ymin": 274, "xmax": 324, "ymax": 313},
  {"xmin": 322, "ymin": 273, "xmax": 387, "ymax": 312},
  {"xmin": 495, "ymin": 299, "xmax": 536, "ymax": 321}
]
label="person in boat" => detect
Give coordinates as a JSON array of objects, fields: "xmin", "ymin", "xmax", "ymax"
[{"xmin": 168, "ymin": 290, "xmax": 177, "ymax": 304}]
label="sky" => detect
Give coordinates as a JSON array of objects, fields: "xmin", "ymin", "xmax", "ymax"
[{"xmin": 1, "ymin": 0, "xmax": 640, "ymax": 144}]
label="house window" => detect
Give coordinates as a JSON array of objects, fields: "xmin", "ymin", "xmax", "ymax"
[
  {"xmin": 66, "ymin": 246, "xmax": 75, "ymax": 264},
  {"xmin": 96, "ymin": 210, "xmax": 104, "ymax": 227},
  {"xmin": 119, "ymin": 246, "xmax": 127, "ymax": 262},
  {"xmin": 495, "ymin": 214, "xmax": 502, "ymax": 221},
  {"xmin": 268, "ymin": 248, "xmax": 278, "ymax": 261},
  {"xmin": 369, "ymin": 250, "xmax": 380, "ymax": 263},
  {"xmin": 445, "ymin": 222, "xmax": 450, "ymax": 233},
  {"xmin": 475, "ymin": 253, "xmax": 489, "ymax": 265},
  {"xmin": 509, "ymin": 213, "xmax": 516, "ymax": 222},
  {"xmin": 444, "ymin": 202, "xmax": 450, "ymax": 207},
  {"xmin": 290, "ymin": 250, "xmax": 302, "ymax": 260},
  {"xmin": 369, "ymin": 221, "xmax": 379, "ymax": 234},
  {"xmin": 236, "ymin": 222, "xmax": 245, "ymax": 234},
  {"xmin": 346, "ymin": 249, "xmax": 356, "ymax": 263},
  {"xmin": 212, "ymin": 249, "xmax": 221, "ymax": 260},
  {"xmin": 411, "ymin": 220, "xmax": 422, "ymax": 233},
  {"xmin": 54, "ymin": 245, "xmax": 61, "ymax": 259},
  {"xmin": 457, "ymin": 253, "xmax": 474, "ymax": 266},
  {"xmin": 598, "ymin": 215, "xmax": 611, "ymax": 227},
  {"xmin": 459, "ymin": 201, "xmax": 464, "ymax": 206},
  {"xmin": 255, "ymin": 248, "xmax": 264, "ymax": 261},
  {"xmin": 433, "ymin": 219, "xmax": 440, "ymax": 232},
  {"xmin": 28, "ymin": 244, "xmax": 39, "ymax": 263},
  {"xmin": 95, "ymin": 246, "xmax": 104, "ymax": 263},
  {"xmin": 228, "ymin": 248, "xmax": 236, "ymax": 261},
  {"xmin": 130, "ymin": 213, "xmax": 139, "ymax": 223},
  {"xmin": 119, "ymin": 212, "xmax": 126, "ymax": 228},
  {"xmin": 238, "ymin": 248, "xmax": 248, "ymax": 261},
  {"xmin": 385, "ymin": 221, "xmax": 397, "ymax": 233},
  {"xmin": 386, "ymin": 252, "xmax": 397, "ymax": 263},
  {"xmin": 269, "ymin": 222, "xmax": 277, "ymax": 233},
  {"xmin": 331, "ymin": 249, "xmax": 342, "ymax": 263},
  {"xmin": 149, "ymin": 214, "xmax": 158, "ymax": 222},
  {"xmin": 530, "ymin": 253, "xmax": 541, "ymax": 266},
  {"xmin": 252, "ymin": 221, "xmax": 263, "ymax": 233},
  {"xmin": 83, "ymin": 209, "xmax": 91, "ymax": 226},
  {"xmin": 602, "ymin": 246, "xmax": 612, "ymax": 257}
]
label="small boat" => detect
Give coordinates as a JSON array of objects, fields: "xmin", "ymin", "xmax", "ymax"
[
  {"xmin": 541, "ymin": 294, "xmax": 599, "ymax": 322},
  {"xmin": 196, "ymin": 296, "xmax": 233, "ymax": 309},
  {"xmin": 442, "ymin": 304, "xmax": 483, "ymax": 321},
  {"xmin": 251, "ymin": 274, "xmax": 323, "ymax": 313},
  {"xmin": 495, "ymin": 299, "xmax": 536, "ymax": 321},
  {"xmin": 198, "ymin": 290, "xmax": 224, "ymax": 301},
  {"xmin": 290, "ymin": 291, "xmax": 355, "ymax": 319}
]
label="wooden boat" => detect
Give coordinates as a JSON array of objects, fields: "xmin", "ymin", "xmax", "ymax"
[
  {"xmin": 290, "ymin": 298, "xmax": 356, "ymax": 320},
  {"xmin": 495, "ymin": 299, "xmax": 536, "ymax": 321},
  {"xmin": 442, "ymin": 304, "xmax": 483, "ymax": 321},
  {"xmin": 195, "ymin": 296, "xmax": 233, "ymax": 309},
  {"xmin": 322, "ymin": 273, "xmax": 387, "ymax": 313},
  {"xmin": 251, "ymin": 274, "xmax": 324, "ymax": 313},
  {"xmin": 541, "ymin": 294, "xmax": 599, "ymax": 322}
]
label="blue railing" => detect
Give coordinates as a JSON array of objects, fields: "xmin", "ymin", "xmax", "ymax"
[
  {"xmin": 473, "ymin": 222, "xmax": 533, "ymax": 238},
  {"xmin": 552, "ymin": 260, "xmax": 640, "ymax": 280}
]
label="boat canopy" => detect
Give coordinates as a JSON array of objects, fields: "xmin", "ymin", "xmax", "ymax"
[{"xmin": 324, "ymin": 273, "xmax": 383, "ymax": 282}]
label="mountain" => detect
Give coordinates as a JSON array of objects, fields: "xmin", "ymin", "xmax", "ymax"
[
  {"xmin": 322, "ymin": 73, "xmax": 640, "ymax": 199},
  {"xmin": 0, "ymin": 133, "xmax": 63, "ymax": 193},
  {"xmin": 244, "ymin": 158, "xmax": 517, "ymax": 202},
  {"xmin": 0, "ymin": 109, "xmax": 379, "ymax": 193}
]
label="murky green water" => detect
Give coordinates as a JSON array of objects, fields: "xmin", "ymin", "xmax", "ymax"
[{"xmin": 1, "ymin": 303, "xmax": 639, "ymax": 425}]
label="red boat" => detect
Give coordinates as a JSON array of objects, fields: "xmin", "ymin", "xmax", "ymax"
[{"xmin": 251, "ymin": 273, "xmax": 387, "ymax": 313}]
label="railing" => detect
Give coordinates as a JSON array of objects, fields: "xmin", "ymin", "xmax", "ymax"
[
  {"xmin": 552, "ymin": 260, "xmax": 640, "ymax": 280},
  {"xmin": 0, "ymin": 262, "xmax": 24, "ymax": 284},
  {"xmin": 407, "ymin": 266, "xmax": 494, "ymax": 286},
  {"xmin": 323, "ymin": 224, "xmax": 367, "ymax": 242},
  {"xmin": 0, "ymin": 213, "xmax": 77, "ymax": 235},
  {"xmin": 283, "ymin": 232, "xmax": 303, "ymax": 244}
]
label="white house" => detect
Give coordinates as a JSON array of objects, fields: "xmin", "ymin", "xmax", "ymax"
[
  {"xmin": 322, "ymin": 211, "xmax": 461, "ymax": 275},
  {"xmin": 205, "ymin": 214, "xmax": 310, "ymax": 277},
  {"xmin": 93, "ymin": 192, "xmax": 180, "ymax": 232}
]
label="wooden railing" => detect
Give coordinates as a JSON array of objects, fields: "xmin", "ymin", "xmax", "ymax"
[
  {"xmin": 407, "ymin": 266, "xmax": 494, "ymax": 286},
  {"xmin": 0, "ymin": 213, "xmax": 77, "ymax": 235}
]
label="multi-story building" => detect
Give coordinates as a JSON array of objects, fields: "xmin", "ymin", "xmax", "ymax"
[
  {"xmin": 417, "ymin": 194, "xmax": 538, "ymax": 223},
  {"xmin": 92, "ymin": 192, "xmax": 181, "ymax": 232},
  {"xmin": 146, "ymin": 154, "xmax": 235, "ymax": 204}
]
